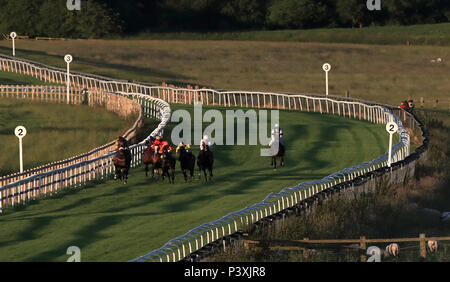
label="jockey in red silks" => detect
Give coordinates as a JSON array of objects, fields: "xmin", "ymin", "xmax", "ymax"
[
  {"xmin": 159, "ymin": 139, "xmax": 173, "ymax": 155},
  {"xmin": 152, "ymin": 136, "xmax": 163, "ymax": 155}
]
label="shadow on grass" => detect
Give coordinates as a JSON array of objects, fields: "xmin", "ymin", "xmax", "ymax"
[{"xmin": 0, "ymin": 46, "xmax": 194, "ymax": 83}]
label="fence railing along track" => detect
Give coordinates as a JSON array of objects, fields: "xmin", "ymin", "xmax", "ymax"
[
  {"xmin": 0, "ymin": 85, "xmax": 143, "ymax": 187},
  {"xmin": 0, "ymin": 86, "xmax": 171, "ymax": 212},
  {"xmin": 0, "ymin": 53, "xmax": 424, "ymax": 263}
]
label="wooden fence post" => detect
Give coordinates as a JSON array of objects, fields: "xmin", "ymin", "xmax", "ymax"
[
  {"xmin": 360, "ymin": 236, "xmax": 367, "ymax": 262},
  {"xmin": 419, "ymin": 234, "xmax": 427, "ymax": 259}
]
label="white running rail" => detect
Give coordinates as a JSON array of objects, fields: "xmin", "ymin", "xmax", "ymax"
[{"xmin": 0, "ymin": 54, "xmax": 411, "ymax": 263}]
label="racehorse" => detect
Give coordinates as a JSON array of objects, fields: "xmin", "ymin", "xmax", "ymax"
[
  {"xmin": 142, "ymin": 139, "xmax": 164, "ymax": 179},
  {"xmin": 113, "ymin": 138, "xmax": 132, "ymax": 184},
  {"xmin": 143, "ymin": 140, "xmax": 155, "ymax": 177},
  {"xmin": 197, "ymin": 146, "xmax": 214, "ymax": 182},
  {"xmin": 161, "ymin": 148, "xmax": 176, "ymax": 183},
  {"xmin": 270, "ymin": 142, "xmax": 285, "ymax": 170},
  {"xmin": 178, "ymin": 145, "xmax": 196, "ymax": 182}
]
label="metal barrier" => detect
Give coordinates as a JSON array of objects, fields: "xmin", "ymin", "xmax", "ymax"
[{"xmin": 0, "ymin": 53, "xmax": 417, "ymax": 262}]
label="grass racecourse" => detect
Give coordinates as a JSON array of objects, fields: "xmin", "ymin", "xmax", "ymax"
[
  {"xmin": 0, "ymin": 103, "xmax": 392, "ymax": 262},
  {"xmin": 0, "ymin": 24, "xmax": 447, "ymax": 262}
]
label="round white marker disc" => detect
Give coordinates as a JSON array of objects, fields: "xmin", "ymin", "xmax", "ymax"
[
  {"xmin": 322, "ymin": 63, "xmax": 331, "ymax": 72},
  {"xmin": 386, "ymin": 122, "xmax": 398, "ymax": 134},
  {"xmin": 64, "ymin": 54, "xmax": 73, "ymax": 63},
  {"xmin": 15, "ymin": 126, "xmax": 27, "ymax": 138}
]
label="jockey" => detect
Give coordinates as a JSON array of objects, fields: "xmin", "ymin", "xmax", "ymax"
[
  {"xmin": 176, "ymin": 142, "xmax": 192, "ymax": 155},
  {"xmin": 116, "ymin": 136, "xmax": 128, "ymax": 150},
  {"xmin": 200, "ymin": 135, "xmax": 212, "ymax": 151},
  {"xmin": 176, "ymin": 142, "xmax": 185, "ymax": 154},
  {"xmin": 151, "ymin": 136, "xmax": 163, "ymax": 154},
  {"xmin": 269, "ymin": 124, "xmax": 283, "ymax": 147},
  {"xmin": 159, "ymin": 139, "xmax": 173, "ymax": 155}
]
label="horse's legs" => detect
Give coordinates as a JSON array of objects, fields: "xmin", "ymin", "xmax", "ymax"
[
  {"xmin": 153, "ymin": 165, "xmax": 159, "ymax": 180},
  {"xmin": 162, "ymin": 168, "xmax": 167, "ymax": 181},
  {"xmin": 171, "ymin": 168, "xmax": 175, "ymax": 184},
  {"xmin": 190, "ymin": 168, "xmax": 194, "ymax": 180},
  {"xmin": 182, "ymin": 169, "xmax": 188, "ymax": 182},
  {"xmin": 273, "ymin": 157, "xmax": 277, "ymax": 170},
  {"xmin": 280, "ymin": 156, "xmax": 284, "ymax": 167},
  {"xmin": 123, "ymin": 168, "xmax": 128, "ymax": 184},
  {"xmin": 208, "ymin": 167, "xmax": 213, "ymax": 181},
  {"xmin": 203, "ymin": 168, "xmax": 208, "ymax": 182},
  {"xmin": 145, "ymin": 164, "xmax": 149, "ymax": 177}
]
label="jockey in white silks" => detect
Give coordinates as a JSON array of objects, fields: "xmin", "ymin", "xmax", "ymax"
[
  {"xmin": 200, "ymin": 135, "xmax": 212, "ymax": 151},
  {"xmin": 269, "ymin": 124, "xmax": 283, "ymax": 147}
]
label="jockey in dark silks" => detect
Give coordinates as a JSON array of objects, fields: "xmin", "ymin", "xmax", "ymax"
[
  {"xmin": 115, "ymin": 136, "xmax": 132, "ymax": 166},
  {"xmin": 176, "ymin": 142, "xmax": 192, "ymax": 157},
  {"xmin": 116, "ymin": 136, "xmax": 128, "ymax": 150}
]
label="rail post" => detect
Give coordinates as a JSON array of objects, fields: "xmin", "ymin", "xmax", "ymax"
[
  {"xmin": 360, "ymin": 236, "xmax": 367, "ymax": 262},
  {"xmin": 419, "ymin": 233, "xmax": 427, "ymax": 259}
]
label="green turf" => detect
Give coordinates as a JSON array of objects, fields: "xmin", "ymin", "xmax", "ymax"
[
  {"xmin": 0, "ymin": 103, "xmax": 395, "ymax": 262},
  {"xmin": 121, "ymin": 23, "xmax": 450, "ymax": 46},
  {"xmin": 0, "ymin": 71, "xmax": 60, "ymax": 86},
  {"xmin": 0, "ymin": 98, "xmax": 136, "ymax": 176}
]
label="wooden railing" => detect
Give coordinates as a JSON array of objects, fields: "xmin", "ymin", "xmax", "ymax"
[{"xmin": 242, "ymin": 234, "xmax": 450, "ymax": 261}]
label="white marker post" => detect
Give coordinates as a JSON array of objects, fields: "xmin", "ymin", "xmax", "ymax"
[
  {"xmin": 15, "ymin": 126, "xmax": 27, "ymax": 173},
  {"xmin": 386, "ymin": 122, "xmax": 398, "ymax": 167},
  {"xmin": 64, "ymin": 54, "xmax": 73, "ymax": 104},
  {"xmin": 10, "ymin": 32, "xmax": 17, "ymax": 56},
  {"xmin": 322, "ymin": 63, "xmax": 331, "ymax": 96}
]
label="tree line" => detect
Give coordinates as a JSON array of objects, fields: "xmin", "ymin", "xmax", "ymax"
[{"xmin": 0, "ymin": 0, "xmax": 449, "ymax": 38}]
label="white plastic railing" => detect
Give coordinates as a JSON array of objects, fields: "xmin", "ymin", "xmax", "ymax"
[
  {"xmin": 0, "ymin": 54, "xmax": 411, "ymax": 262},
  {"xmin": 0, "ymin": 89, "xmax": 171, "ymax": 212}
]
